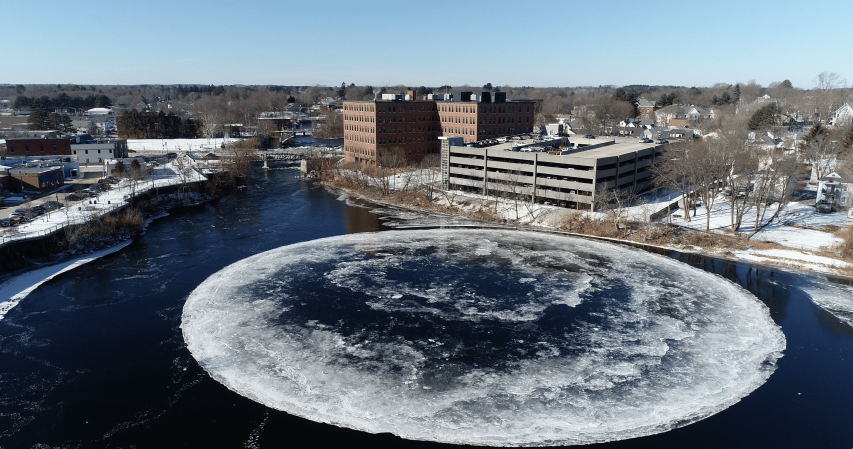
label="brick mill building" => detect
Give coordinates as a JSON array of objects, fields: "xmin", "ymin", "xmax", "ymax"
[
  {"xmin": 5, "ymin": 137, "xmax": 72, "ymax": 157},
  {"xmin": 343, "ymin": 90, "xmax": 536, "ymax": 165}
]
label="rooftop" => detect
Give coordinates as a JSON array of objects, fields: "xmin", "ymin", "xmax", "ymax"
[{"xmin": 10, "ymin": 166, "xmax": 63, "ymax": 174}]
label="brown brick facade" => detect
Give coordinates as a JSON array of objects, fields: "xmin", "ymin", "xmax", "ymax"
[
  {"xmin": 343, "ymin": 99, "xmax": 535, "ymax": 165},
  {"xmin": 6, "ymin": 138, "xmax": 72, "ymax": 157},
  {"xmin": 10, "ymin": 167, "xmax": 64, "ymax": 192}
]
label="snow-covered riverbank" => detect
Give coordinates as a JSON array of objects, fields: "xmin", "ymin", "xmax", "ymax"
[{"xmin": 0, "ymin": 240, "xmax": 132, "ymax": 321}]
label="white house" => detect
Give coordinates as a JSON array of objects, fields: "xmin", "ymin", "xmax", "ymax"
[
  {"xmin": 830, "ymin": 103, "xmax": 853, "ymax": 127},
  {"xmin": 816, "ymin": 170, "xmax": 853, "ymax": 209},
  {"xmin": 654, "ymin": 105, "xmax": 712, "ymax": 126}
]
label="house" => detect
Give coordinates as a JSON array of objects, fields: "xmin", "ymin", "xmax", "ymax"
[
  {"xmin": 830, "ymin": 103, "xmax": 853, "ymax": 127},
  {"xmin": 816, "ymin": 169, "xmax": 853, "ymax": 209},
  {"xmin": 616, "ymin": 119, "xmax": 642, "ymax": 136},
  {"xmin": 667, "ymin": 127, "xmax": 693, "ymax": 139},
  {"xmin": 637, "ymin": 98, "xmax": 656, "ymax": 120},
  {"xmin": 654, "ymin": 105, "xmax": 712, "ymax": 127}
]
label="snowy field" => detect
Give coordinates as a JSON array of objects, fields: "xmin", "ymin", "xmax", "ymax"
[{"xmin": 667, "ymin": 196, "xmax": 846, "ymax": 251}]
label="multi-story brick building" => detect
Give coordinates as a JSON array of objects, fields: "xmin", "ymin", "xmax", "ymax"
[
  {"xmin": 637, "ymin": 98, "xmax": 656, "ymax": 121},
  {"xmin": 343, "ymin": 91, "xmax": 536, "ymax": 165},
  {"xmin": 5, "ymin": 137, "xmax": 72, "ymax": 157}
]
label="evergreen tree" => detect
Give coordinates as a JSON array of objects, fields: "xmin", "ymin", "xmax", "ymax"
[
  {"xmin": 747, "ymin": 103, "xmax": 781, "ymax": 130},
  {"xmin": 13, "ymin": 95, "xmax": 31, "ymax": 109},
  {"xmin": 112, "ymin": 161, "xmax": 127, "ymax": 177},
  {"xmin": 734, "ymin": 84, "xmax": 741, "ymax": 103},
  {"xmin": 805, "ymin": 123, "xmax": 829, "ymax": 142},
  {"xmin": 27, "ymin": 109, "xmax": 49, "ymax": 130}
]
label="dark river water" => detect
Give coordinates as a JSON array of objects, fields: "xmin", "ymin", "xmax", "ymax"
[{"xmin": 1, "ymin": 166, "xmax": 852, "ymax": 448}]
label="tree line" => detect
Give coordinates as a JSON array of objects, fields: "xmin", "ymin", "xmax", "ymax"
[
  {"xmin": 27, "ymin": 110, "xmax": 74, "ymax": 131},
  {"xmin": 116, "ymin": 109, "xmax": 200, "ymax": 139},
  {"xmin": 13, "ymin": 93, "xmax": 112, "ymax": 110}
]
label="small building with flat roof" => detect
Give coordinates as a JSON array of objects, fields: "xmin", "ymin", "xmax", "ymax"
[{"xmin": 9, "ymin": 165, "xmax": 65, "ymax": 192}]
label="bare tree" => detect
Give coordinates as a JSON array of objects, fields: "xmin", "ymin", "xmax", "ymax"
[
  {"xmin": 594, "ymin": 183, "xmax": 638, "ymax": 233},
  {"xmin": 726, "ymin": 149, "xmax": 761, "ymax": 232},
  {"xmin": 415, "ymin": 154, "xmax": 441, "ymax": 202},
  {"xmin": 746, "ymin": 153, "xmax": 799, "ymax": 239},
  {"xmin": 370, "ymin": 148, "xmax": 408, "ymax": 195},
  {"xmin": 652, "ymin": 141, "xmax": 696, "ymax": 222},
  {"xmin": 313, "ymin": 107, "xmax": 343, "ymax": 142},
  {"xmin": 692, "ymin": 139, "xmax": 733, "ymax": 231},
  {"xmin": 812, "ymin": 72, "xmax": 847, "ymax": 124}
]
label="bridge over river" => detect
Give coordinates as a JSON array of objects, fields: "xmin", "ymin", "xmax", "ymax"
[{"xmin": 254, "ymin": 145, "xmax": 342, "ymax": 162}]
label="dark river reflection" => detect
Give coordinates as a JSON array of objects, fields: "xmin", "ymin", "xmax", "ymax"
[{"xmin": 1, "ymin": 166, "xmax": 851, "ymax": 448}]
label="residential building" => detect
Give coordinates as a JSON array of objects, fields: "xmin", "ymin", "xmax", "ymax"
[
  {"xmin": 5, "ymin": 137, "xmax": 72, "ymax": 157},
  {"xmin": 615, "ymin": 119, "xmax": 654, "ymax": 136},
  {"xmin": 654, "ymin": 105, "xmax": 712, "ymax": 127},
  {"xmin": 441, "ymin": 138, "xmax": 662, "ymax": 211},
  {"xmin": 71, "ymin": 138, "xmax": 129, "ymax": 164},
  {"xmin": 816, "ymin": 169, "xmax": 853, "ymax": 209},
  {"xmin": 831, "ymin": 103, "xmax": 853, "ymax": 127},
  {"xmin": 637, "ymin": 98, "xmax": 656, "ymax": 121},
  {"xmin": 343, "ymin": 91, "xmax": 536, "ymax": 165}
]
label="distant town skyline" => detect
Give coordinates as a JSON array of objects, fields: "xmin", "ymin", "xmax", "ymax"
[{"xmin": 4, "ymin": 0, "xmax": 852, "ymax": 90}]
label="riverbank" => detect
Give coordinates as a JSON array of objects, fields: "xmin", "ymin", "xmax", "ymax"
[
  {"xmin": 0, "ymin": 191, "xmax": 218, "ymax": 321},
  {"xmin": 317, "ymin": 171, "xmax": 853, "ymax": 278}
]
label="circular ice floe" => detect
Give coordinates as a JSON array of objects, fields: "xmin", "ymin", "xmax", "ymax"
[{"xmin": 181, "ymin": 230, "xmax": 785, "ymax": 446}]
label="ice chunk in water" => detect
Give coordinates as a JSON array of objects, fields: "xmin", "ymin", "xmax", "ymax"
[{"xmin": 182, "ymin": 229, "xmax": 785, "ymax": 446}]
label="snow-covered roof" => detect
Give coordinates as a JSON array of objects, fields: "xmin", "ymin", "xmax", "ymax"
[{"xmin": 86, "ymin": 108, "xmax": 112, "ymax": 115}]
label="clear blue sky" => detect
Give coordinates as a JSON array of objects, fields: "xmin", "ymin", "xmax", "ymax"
[{"xmin": 4, "ymin": 0, "xmax": 851, "ymax": 89}]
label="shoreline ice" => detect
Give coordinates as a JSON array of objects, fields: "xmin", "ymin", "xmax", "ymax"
[{"xmin": 0, "ymin": 241, "xmax": 132, "ymax": 322}]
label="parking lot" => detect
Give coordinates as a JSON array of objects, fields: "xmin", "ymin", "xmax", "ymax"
[{"xmin": 0, "ymin": 181, "xmax": 114, "ymax": 224}]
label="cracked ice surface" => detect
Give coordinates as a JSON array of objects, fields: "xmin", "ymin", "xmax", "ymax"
[{"xmin": 181, "ymin": 230, "xmax": 785, "ymax": 446}]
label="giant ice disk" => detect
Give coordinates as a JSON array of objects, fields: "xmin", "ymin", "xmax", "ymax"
[{"xmin": 181, "ymin": 230, "xmax": 785, "ymax": 446}]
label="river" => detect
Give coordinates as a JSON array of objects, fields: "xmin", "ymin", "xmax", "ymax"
[{"xmin": 0, "ymin": 165, "xmax": 851, "ymax": 448}]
